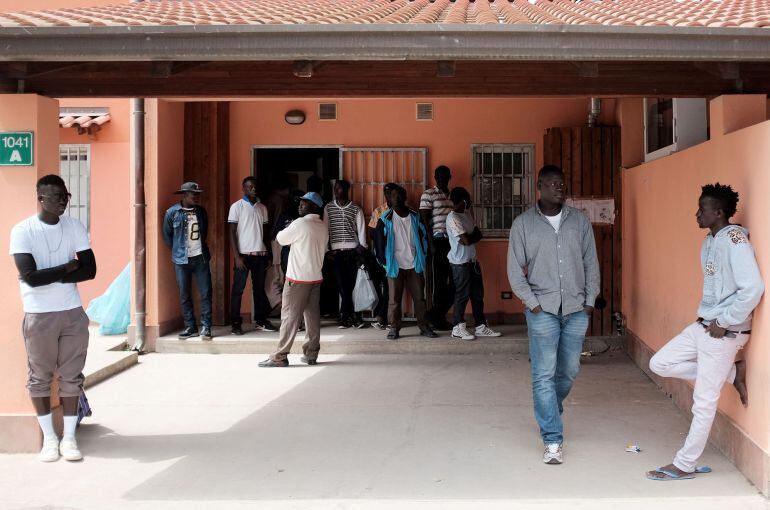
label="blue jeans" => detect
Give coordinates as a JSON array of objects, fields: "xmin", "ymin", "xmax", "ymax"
[
  {"xmin": 525, "ymin": 308, "xmax": 590, "ymax": 445},
  {"xmin": 174, "ymin": 255, "xmax": 212, "ymax": 329}
]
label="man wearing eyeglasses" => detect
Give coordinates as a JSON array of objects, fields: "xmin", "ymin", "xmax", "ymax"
[
  {"xmin": 507, "ymin": 164, "xmax": 600, "ymax": 466},
  {"xmin": 162, "ymin": 181, "xmax": 213, "ymax": 341},
  {"xmin": 10, "ymin": 174, "xmax": 97, "ymax": 462}
]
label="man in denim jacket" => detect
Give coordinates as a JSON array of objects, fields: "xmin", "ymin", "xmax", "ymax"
[
  {"xmin": 162, "ymin": 182, "xmax": 213, "ymax": 340},
  {"xmin": 647, "ymin": 183, "xmax": 764, "ymax": 481}
]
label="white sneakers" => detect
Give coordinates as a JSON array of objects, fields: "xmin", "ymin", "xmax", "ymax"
[
  {"xmin": 451, "ymin": 323, "xmax": 476, "ymax": 340},
  {"xmin": 38, "ymin": 437, "xmax": 60, "ymax": 462},
  {"xmin": 475, "ymin": 324, "xmax": 502, "ymax": 337},
  {"xmin": 59, "ymin": 438, "xmax": 83, "ymax": 461},
  {"xmin": 543, "ymin": 443, "xmax": 563, "ymax": 464},
  {"xmin": 452, "ymin": 323, "xmax": 503, "ymax": 340},
  {"xmin": 38, "ymin": 437, "xmax": 82, "ymax": 462}
]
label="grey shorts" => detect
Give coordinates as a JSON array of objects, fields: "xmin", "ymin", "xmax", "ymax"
[{"xmin": 22, "ymin": 307, "xmax": 89, "ymax": 398}]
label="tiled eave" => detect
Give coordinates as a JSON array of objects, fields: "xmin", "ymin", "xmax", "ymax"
[{"xmin": 2, "ymin": 24, "xmax": 770, "ymax": 62}]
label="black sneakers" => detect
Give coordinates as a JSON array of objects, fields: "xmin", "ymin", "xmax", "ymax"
[
  {"xmin": 419, "ymin": 327, "xmax": 439, "ymax": 338},
  {"xmin": 178, "ymin": 326, "xmax": 198, "ymax": 339},
  {"xmin": 255, "ymin": 320, "xmax": 278, "ymax": 332},
  {"xmin": 200, "ymin": 326, "xmax": 213, "ymax": 341},
  {"xmin": 231, "ymin": 324, "xmax": 245, "ymax": 335},
  {"xmin": 386, "ymin": 328, "xmax": 400, "ymax": 340}
]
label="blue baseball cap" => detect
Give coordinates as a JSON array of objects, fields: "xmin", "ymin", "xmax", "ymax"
[{"xmin": 300, "ymin": 191, "xmax": 324, "ymax": 209}]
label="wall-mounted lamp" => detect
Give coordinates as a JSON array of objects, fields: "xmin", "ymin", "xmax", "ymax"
[{"xmin": 285, "ymin": 109, "xmax": 306, "ymax": 125}]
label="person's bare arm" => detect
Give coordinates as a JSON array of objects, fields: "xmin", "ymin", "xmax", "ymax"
[
  {"xmin": 229, "ymin": 223, "xmax": 245, "ymax": 270},
  {"xmin": 13, "ymin": 253, "xmax": 77, "ymax": 287},
  {"xmin": 60, "ymin": 249, "xmax": 97, "ymax": 283}
]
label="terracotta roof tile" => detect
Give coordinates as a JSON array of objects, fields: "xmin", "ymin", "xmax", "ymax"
[{"xmin": 1, "ymin": 0, "xmax": 769, "ymax": 29}]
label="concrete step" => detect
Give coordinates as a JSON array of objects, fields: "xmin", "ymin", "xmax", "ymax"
[
  {"xmin": 83, "ymin": 326, "xmax": 139, "ymax": 388},
  {"xmin": 156, "ymin": 324, "xmax": 621, "ymax": 355}
]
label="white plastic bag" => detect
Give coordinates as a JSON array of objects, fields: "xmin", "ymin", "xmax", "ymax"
[{"xmin": 353, "ymin": 265, "xmax": 379, "ymax": 312}]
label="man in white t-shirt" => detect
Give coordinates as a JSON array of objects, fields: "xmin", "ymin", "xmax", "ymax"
[
  {"xmin": 10, "ymin": 174, "xmax": 97, "ymax": 463},
  {"xmin": 259, "ymin": 192, "xmax": 329, "ymax": 367},
  {"xmin": 373, "ymin": 186, "xmax": 438, "ymax": 340},
  {"xmin": 228, "ymin": 176, "xmax": 277, "ymax": 334}
]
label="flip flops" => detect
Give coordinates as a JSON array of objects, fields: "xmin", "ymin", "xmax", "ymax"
[{"xmin": 646, "ymin": 465, "xmax": 712, "ymax": 481}]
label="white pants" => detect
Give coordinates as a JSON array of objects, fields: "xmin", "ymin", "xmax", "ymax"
[{"xmin": 649, "ymin": 322, "xmax": 749, "ymax": 473}]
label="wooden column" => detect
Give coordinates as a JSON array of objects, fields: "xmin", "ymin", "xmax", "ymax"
[{"xmin": 183, "ymin": 102, "xmax": 230, "ymax": 326}]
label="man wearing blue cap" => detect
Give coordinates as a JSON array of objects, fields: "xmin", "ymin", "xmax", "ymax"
[{"xmin": 260, "ymin": 192, "xmax": 329, "ymax": 367}]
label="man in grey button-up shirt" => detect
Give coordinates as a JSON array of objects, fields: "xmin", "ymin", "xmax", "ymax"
[{"xmin": 507, "ymin": 164, "xmax": 600, "ymax": 465}]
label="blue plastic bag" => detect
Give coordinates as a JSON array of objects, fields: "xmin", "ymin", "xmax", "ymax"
[{"xmin": 86, "ymin": 263, "xmax": 130, "ymax": 335}]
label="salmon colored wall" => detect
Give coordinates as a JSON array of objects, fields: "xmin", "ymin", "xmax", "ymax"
[
  {"xmin": 0, "ymin": 95, "xmax": 59, "ymax": 443},
  {"xmin": 59, "ymin": 98, "xmax": 131, "ymax": 308},
  {"xmin": 622, "ymin": 101, "xmax": 770, "ymax": 450},
  {"xmin": 229, "ymin": 98, "xmax": 613, "ymax": 316}
]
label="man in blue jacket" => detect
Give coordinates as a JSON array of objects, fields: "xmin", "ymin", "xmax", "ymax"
[
  {"xmin": 374, "ymin": 185, "xmax": 438, "ymax": 340},
  {"xmin": 646, "ymin": 183, "xmax": 764, "ymax": 481},
  {"xmin": 162, "ymin": 182, "xmax": 213, "ymax": 340}
]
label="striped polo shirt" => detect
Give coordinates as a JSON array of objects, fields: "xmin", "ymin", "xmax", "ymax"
[{"xmin": 419, "ymin": 186, "xmax": 453, "ymax": 236}]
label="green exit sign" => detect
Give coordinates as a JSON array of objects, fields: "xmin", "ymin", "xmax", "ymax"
[{"xmin": 0, "ymin": 132, "xmax": 33, "ymax": 166}]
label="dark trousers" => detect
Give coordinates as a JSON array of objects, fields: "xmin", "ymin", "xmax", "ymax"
[
  {"xmin": 230, "ymin": 254, "xmax": 269, "ymax": 325},
  {"xmin": 174, "ymin": 255, "xmax": 213, "ymax": 329},
  {"xmin": 333, "ymin": 249, "xmax": 359, "ymax": 321},
  {"xmin": 371, "ymin": 262, "xmax": 389, "ymax": 323},
  {"xmin": 451, "ymin": 261, "xmax": 486, "ymax": 327},
  {"xmin": 388, "ymin": 268, "xmax": 427, "ymax": 330},
  {"xmin": 428, "ymin": 237, "xmax": 455, "ymax": 323}
]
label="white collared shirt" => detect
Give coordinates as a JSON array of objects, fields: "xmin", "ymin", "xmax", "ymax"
[{"xmin": 228, "ymin": 197, "xmax": 269, "ymax": 253}]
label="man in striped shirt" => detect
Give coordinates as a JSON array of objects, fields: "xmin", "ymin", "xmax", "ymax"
[
  {"xmin": 420, "ymin": 165, "xmax": 455, "ymax": 331},
  {"xmin": 324, "ymin": 179, "xmax": 368, "ymax": 329}
]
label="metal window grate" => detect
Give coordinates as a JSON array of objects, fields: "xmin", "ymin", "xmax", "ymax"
[
  {"xmin": 472, "ymin": 144, "xmax": 534, "ymax": 238},
  {"xmin": 319, "ymin": 103, "xmax": 337, "ymax": 120},
  {"xmin": 416, "ymin": 103, "xmax": 433, "ymax": 121},
  {"xmin": 59, "ymin": 144, "xmax": 90, "ymax": 231}
]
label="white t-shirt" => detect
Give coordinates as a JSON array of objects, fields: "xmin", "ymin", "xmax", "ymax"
[
  {"xmin": 228, "ymin": 198, "xmax": 269, "ymax": 254},
  {"xmin": 546, "ymin": 210, "xmax": 563, "ymax": 233},
  {"xmin": 183, "ymin": 208, "xmax": 203, "ymax": 257},
  {"xmin": 276, "ymin": 214, "xmax": 329, "ymax": 283},
  {"xmin": 9, "ymin": 215, "xmax": 90, "ymax": 313},
  {"xmin": 392, "ymin": 212, "xmax": 415, "ymax": 270}
]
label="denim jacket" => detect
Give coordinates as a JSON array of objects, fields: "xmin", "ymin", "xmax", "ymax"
[
  {"xmin": 374, "ymin": 208, "xmax": 427, "ymax": 278},
  {"xmin": 698, "ymin": 225, "xmax": 764, "ymax": 331},
  {"xmin": 162, "ymin": 203, "xmax": 210, "ymax": 265}
]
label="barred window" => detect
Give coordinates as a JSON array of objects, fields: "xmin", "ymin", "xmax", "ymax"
[
  {"xmin": 59, "ymin": 144, "xmax": 90, "ymax": 231},
  {"xmin": 472, "ymin": 144, "xmax": 534, "ymax": 238}
]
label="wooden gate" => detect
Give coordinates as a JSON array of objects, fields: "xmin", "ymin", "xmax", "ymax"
[{"xmin": 543, "ymin": 127, "xmax": 621, "ymax": 337}]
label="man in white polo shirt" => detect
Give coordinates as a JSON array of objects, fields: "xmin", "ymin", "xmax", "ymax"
[
  {"xmin": 260, "ymin": 192, "xmax": 329, "ymax": 367},
  {"xmin": 10, "ymin": 174, "xmax": 97, "ymax": 462},
  {"xmin": 228, "ymin": 176, "xmax": 277, "ymax": 334}
]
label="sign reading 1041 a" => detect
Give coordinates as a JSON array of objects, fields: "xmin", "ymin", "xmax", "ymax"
[{"xmin": 0, "ymin": 132, "xmax": 33, "ymax": 166}]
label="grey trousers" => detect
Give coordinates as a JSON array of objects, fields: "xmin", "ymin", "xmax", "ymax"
[
  {"xmin": 22, "ymin": 307, "xmax": 89, "ymax": 398},
  {"xmin": 387, "ymin": 268, "xmax": 428, "ymax": 330},
  {"xmin": 269, "ymin": 281, "xmax": 321, "ymax": 362}
]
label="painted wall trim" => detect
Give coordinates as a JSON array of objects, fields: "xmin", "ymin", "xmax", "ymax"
[{"xmin": 625, "ymin": 329, "xmax": 770, "ymax": 495}]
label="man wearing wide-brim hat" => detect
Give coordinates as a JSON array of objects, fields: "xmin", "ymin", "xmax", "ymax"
[{"xmin": 162, "ymin": 181, "xmax": 213, "ymax": 340}]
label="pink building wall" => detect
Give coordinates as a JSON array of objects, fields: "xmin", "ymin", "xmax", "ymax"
[
  {"xmin": 622, "ymin": 98, "xmax": 770, "ymax": 457},
  {"xmin": 59, "ymin": 98, "xmax": 131, "ymax": 308}
]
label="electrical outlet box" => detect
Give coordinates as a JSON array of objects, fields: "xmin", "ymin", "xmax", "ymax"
[{"xmin": 501, "ymin": 291, "xmax": 513, "ymax": 300}]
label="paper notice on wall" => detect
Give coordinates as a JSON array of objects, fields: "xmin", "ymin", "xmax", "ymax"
[
  {"xmin": 593, "ymin": 199, "xmax": 616, "ymax": 225},
  {"xmin": 566, "ymin": 198, "xmax": 615, "ymax": 225}
]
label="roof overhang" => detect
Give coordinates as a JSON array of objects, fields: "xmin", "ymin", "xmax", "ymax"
[{"xmin": 1, "ymin": 24, "xmax": 770, "ymax": 62}]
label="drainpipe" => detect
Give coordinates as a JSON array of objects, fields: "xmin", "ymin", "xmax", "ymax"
[
  {"xmin": 132, "ymin": 97, "xmax": 147, "ymax": 352},
  {"xmin": 588, "ymin": 97, "xmax": 601, "ymax": 127}
]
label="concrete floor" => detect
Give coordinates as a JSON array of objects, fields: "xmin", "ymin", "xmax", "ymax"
[{"xmin": 0, "ymin": 351, "xmax": 767, "ymax": 510}]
